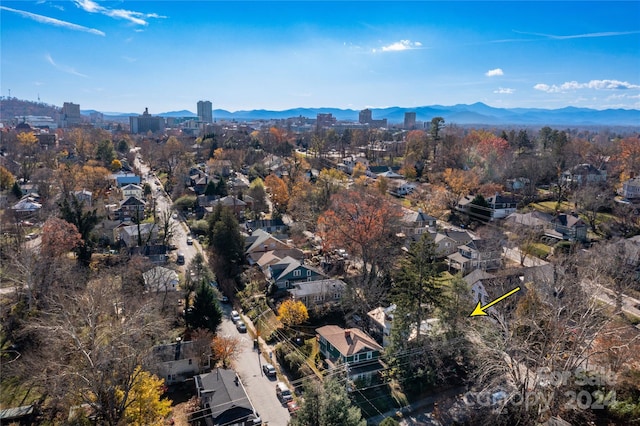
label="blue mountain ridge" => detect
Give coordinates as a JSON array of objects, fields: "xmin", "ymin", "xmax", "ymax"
[{"xmin": 82, "ymin": 103, "xmax": 640, "ymax": 127}]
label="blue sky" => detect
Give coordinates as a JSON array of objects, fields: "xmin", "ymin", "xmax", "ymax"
[{"xmin": 1, "ymin": 1, "xmax": 639, "ymax": 113}]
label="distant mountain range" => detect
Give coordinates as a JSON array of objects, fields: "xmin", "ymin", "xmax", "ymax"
[
  {"xmin": 1, "ymin": 98, "xmax": 637, "ymax": 127},
  {"xmin": 89, "ymin": 103, "xmax": 639, "ymax": 127}
]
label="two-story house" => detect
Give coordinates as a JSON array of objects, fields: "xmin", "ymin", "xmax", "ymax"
[
  {"xmin": 339, "ymin": 155, "xmax": 370, "ymax": 175},
  {"xmin": 366, "ymin": 304, "xmax": 396, "ymax": 347},
  {"xmin": 447, "ymin": 239, "xmax": 502, "ymax": 274},
  {"xmin": 431, "ymin": 229, "xmax": 474, "ymax": 258},
  {"xmin": 121, "ymin": 183, "xmax": 143, "ymax": 200},
  {"xmin": 547, "ymin": 213, "xmax": 588, "ymax": 242},
  {"xmin": 457, "ymin": 193, "xmax": 518, "ymax": 221},
  {"xmin": 561, "ymin": 163, "xmax": 607, "ymax": 187},
  {"xmin": 288, "ymin": 279, "xmax": 346, "ymax": 308},
  {"xmin": 485, "ymin": 193, "xmax": 519, "ymax": 220},
  {"xmin": 245, "ymin": 229, "xmax": 292, "ymax": 259},
  {"xmin": 72, "ymin": 189, "xmax": 93, "ymax": 207},
  {"xmin": 621, "ymin": 176, "xmax": 640, "ymax": 201},
  {"xmin": 152, "ymin": 339, "xmax": 210, "ymax": 384},
  {"xmin": 194, "ymin": 368, "xmax": 260, "ymax": 425},
  {"xmin": 267, "ymin": 256, "xmax": 326, "ymax": 290},
  {"xmin": 114, "ymin": 222, "xmax": 158, "ymax": 247},
  {"xmin": 118, "ymin": 196, "xmax": 146, "ymax": 221},
  {"xmin": 400, "ymin": 208, "xmax": 437, "ymax": 238},
  {"xmin": 316, "ymin": 325, "xmax": 384, "ymax": 385}
]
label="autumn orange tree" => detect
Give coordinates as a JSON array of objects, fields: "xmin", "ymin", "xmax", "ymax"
[
  {"xmin": 277, "ymin": 299, "xmax": 309, "ymax": 327},
  {"xmin": 463, "ymin": 130, "xmax": 511, "ymax": 181},
  {"xmin": 317, "ymin": 187, "xmax": 402, "ymax": 285},
  {"xmin": 264, "ymin": 173, "xmax": 290, "ymax": 215},
  {"xmin": 211, "ymin": 335, "xmax": 242, "ymax": 368},
  {"xmin": 614, "ymin": 136, "xmax": 640, "ymax": 183},
  {"xmin": 41, "ymin": 217, "xmax": 82, "ymax": 258},
  {"xmin": 442, "ymin": 168, "xmax": 479, "ymax": 209}
]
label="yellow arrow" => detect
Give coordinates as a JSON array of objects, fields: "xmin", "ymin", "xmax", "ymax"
[{"xmin": 469, "ymin": 287, "xmax": 521, "ymax": 317}]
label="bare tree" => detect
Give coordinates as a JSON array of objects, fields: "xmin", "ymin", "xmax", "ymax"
[
  {"xmin": 468, "ymin": 255, "xmax": 610, "ymax": 424},
  {"xmin": 22, "ymin": 274, "xmax": 168, "ymax": 425}
]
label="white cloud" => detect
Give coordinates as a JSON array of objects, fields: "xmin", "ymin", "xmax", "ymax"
[
  {"xmin": 73, "ymin": 0, "xmax": 165, "ymax": 26},
  {"xmin": 534, "ymin": 79, "xmax": 640, "ymax": 93},
  {"xmin": 377, "ymin": 40, "xmax": 422, "ymax": 52},
  {"xmin": 494, "ymin": 88, "xmax": 514, "ymax": 94},
  {"xmin": 485, "ymin": 68, "xmax": 504, "ymax": 77},
  {"xmin": 0, "ymin": 6, "xmax": 104, "ymax": 36},
  {"xmin": 45, "ymin": 54, "xmax": 88, "ymax": 78},
  {"xmin": 514, "ymin": 30, "xmax": 640, "ymax": 40}
]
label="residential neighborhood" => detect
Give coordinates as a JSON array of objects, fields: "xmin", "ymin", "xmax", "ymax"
[{"xmin": 1, "ymin": 95, "xmax": 639, "ymax": 426}]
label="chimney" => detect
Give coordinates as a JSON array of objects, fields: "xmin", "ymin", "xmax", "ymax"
[{"xmin": 344, "ymin": 329, "xmax": 351, "ymax": 341}]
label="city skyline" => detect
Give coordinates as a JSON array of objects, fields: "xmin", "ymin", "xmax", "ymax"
[{"xmin": 1, "ymin": 1, "xmax": 639, "ymax": 113}]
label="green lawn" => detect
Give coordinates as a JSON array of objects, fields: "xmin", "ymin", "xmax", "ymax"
[{"xmin": 529, "ymin": 201, "xmax": 573, "ymax": 214}]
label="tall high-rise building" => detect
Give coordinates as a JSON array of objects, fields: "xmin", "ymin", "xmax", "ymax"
[
  {"xmin": 359, "ymin": 109, "xmax": 372, "ymax": 124},
  {"xmin": 129, "ymin": 108, "xmax": 165, "ymax": 134},
  {"xmin": 197, "ymin": 100, "xmax": 213, "ymax": 123},
  {"xmin": 404, "ymin": 112, "xmax": 417, "ymax": 130},
  {"xmin": 316, "ymin": 113, "xmax": 336, "ymax": 130},
  {"xmin": 359, "ymin": 108, "xmax": 387, "ymax": 128},
  {"xmin": 61, "ymin": 102, "xmax": 81, "ymax": 128}
]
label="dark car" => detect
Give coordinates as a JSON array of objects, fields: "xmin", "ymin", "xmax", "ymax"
[
  {"xmin": 236, "ymin": 320, "xmax": 247, "ymax": 333},
  {"xmin": 262, "ymin": 363, "xmax": 276, "ymax": 377}
]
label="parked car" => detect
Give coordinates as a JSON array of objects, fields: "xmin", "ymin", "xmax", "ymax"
[
  {"xmin": 186, "ymin": 236, "xmax": 193, "ymax": 245},
  {"xmin": 236, "ymin": 320, "xmax": 247, "ymax": 333},
  {"xmin": 287, "ymin": 400, "xmax": 300, "ymax": 416},
  {"xmin": 262, "ymin": 363, "xmax": 276, "ymax": 378},
  {"xmin": 230, "ymin": 310, "xmax": 241, "ymax": 323},
  {"xmin": 176, "ymin": 252, "xmax": 185, "ymax": 265},
  {"xmin": 276, "ymin": 382, "xmax": 293, "ymax": 403}
]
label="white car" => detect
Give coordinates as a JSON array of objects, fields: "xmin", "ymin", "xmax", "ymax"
[{"xmin": 231, "ymin": 310, "xmax": 241, "ymax": 323}]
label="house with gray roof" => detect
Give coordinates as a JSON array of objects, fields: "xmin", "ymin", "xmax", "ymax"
[
  {"xmin": 194, "ymin": 368, "xmax": 260, "ymax": 426},
  {"xmin": 621, "ymin": 176, "xmax": 640, "ymax": 200},
  {"xmin": 153, "ymin": 339, "xmax": 209, "ymax": 384},
  {"xmin": 447, "ymin": 239, "xmax": 502, "ymax": 274},
  {"xmin": 267, "ymin": 256, "xmax": 327, "ymax": 290},
  {"xmin": 289, "ymin": 278, "xmax": 346, "ymax": 308}
]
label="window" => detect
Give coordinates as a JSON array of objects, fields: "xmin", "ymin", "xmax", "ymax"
[
  {"xmin": 334, "ymin": 292, "xmax": 340, "ymax": 299},
  {"xmin": 188, "ymin": 359, "xmax": 192, "ymax": 365},
  {"xmin": 307, "ymin": 270, "xmax": 312, "ymax": 276},
  {"xmin": 293, "ymin": 270, "xmax": 301, "ymax": 277},
  {"xmin": 366, "ymin": 352, "xmax": 373, "ymax": 360}
]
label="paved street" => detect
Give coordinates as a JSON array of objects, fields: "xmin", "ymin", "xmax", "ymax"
[{"xmin": 218, "ymin": 306, "xmax": 291, "ymax": 426}]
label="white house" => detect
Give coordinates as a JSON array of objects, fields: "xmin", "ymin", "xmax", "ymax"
[
  {"xmin": 143, "ymin": 266, "xmax": 179, "ymax": 293},
  {"xmin": 121, "ymin": 183, "xmax": 143, "ymax": 200},
  {"xmin": 621, "ymin": 176, "xmax": 640, "ymax": 200}
]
